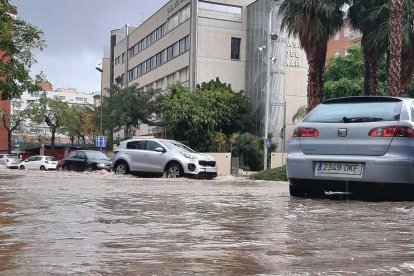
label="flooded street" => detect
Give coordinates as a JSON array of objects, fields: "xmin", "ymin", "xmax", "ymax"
[{"xmin": 0, "ymin": 170, "xmax": 414, "ymax": 275}]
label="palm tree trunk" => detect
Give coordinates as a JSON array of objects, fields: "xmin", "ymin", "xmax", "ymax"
[
  {"xmin": 363, "ymin": 50, "xmax": 379, "ymax": 96},
  {"xmin": 389, "ymin": 0, "xmax": 403, "ymax": 96},
  {"xmin": 401, "ymin": 48, "xmax": 414, "ymax": 89},
  {"xmin": 307, "ymin": 47, "xmax": 326, "ymax": 112}
]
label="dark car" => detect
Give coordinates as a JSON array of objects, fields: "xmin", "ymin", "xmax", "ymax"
[{"xmin": 61, "ymin": 150, "xmax": 112, "ymax": 172}]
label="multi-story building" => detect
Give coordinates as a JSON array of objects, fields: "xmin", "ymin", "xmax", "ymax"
[
  {"xmin": 327, "ymin": 20, "xmax": 362, "ymax": 58},
  {"xmin": 11, "ymin": 87, "xmax": 96, "ymax": 145},
  {"xmin": 100, "ymin": 0, "xmax": 309, "ymax": 152}
]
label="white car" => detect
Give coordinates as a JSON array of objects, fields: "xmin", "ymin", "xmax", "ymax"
[
  {"xmin": 19, "ymin": 155, "xmax": 58, "ymax": 171},
  {"xmin": 0, "ymin": 154, "xmax": 21, "ymax": 169}
]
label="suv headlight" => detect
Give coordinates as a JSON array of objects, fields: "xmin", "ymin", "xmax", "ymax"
[
  {"xmin": 97, "ymin": 163, "xmax": 106, "ymax": 168},
  {"xmin": 181, "ymin": 152, "xmax": 197, "ymax": 159}
]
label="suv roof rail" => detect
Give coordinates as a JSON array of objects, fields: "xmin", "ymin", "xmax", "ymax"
[{"xmin": 132, "ymin": 135, "xmax": 155, "ymax": 139}]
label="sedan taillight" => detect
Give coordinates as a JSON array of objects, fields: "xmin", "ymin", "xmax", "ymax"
[
  {"xmin": 293, "ymin": 127, "xmax": 319, "ymax": 137},
  {"xmin": 369, "ymin": 126, "xmax": 414, "ymax": 138}
]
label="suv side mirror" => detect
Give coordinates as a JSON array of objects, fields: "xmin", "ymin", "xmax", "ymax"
[{"xmin": 155, "ymin": 147, "xmax": 165, "ymax": 153}]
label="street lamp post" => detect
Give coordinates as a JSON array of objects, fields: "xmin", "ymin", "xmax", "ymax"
[
  {"xmin": 95, "ymin": 66, "xmax": 103, "ymax": 151},
  {"xmin": 263, "ymin": 3, "xmax": 277, "ymax": 171}
]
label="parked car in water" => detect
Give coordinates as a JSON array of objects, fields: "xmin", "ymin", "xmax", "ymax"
[
  {"xmin": 286, "ymin": 96, "xmax": 414, "ymax": 199},
  {"xmin": 61, "ymin": 150, "xmax": 112, "ymax": 172},
  {"xmin": 19, "ymin": 155, "xmax": 58, "ymax": 171},
  {"xmin": 112, "ymin": 138, "xmax": 217, "ymax": 178},
  {"xmin": 0, "ymin": 154, "xmax": 21, "ymax": 169}
]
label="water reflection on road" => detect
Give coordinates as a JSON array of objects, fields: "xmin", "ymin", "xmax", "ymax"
[{"xmin": 0, "ymin": 170, "xmax": 414, "ymax": 275}]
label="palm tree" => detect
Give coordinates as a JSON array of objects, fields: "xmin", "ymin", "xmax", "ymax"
[
  {"xmin": 349, "ymin": 0, "xmax": 388, "ymax": 96},
  {"xmin": 400, "ymin": 0, "xmax": 414, "ymax": 89},
  {"xmin": 279, "ymin": 0, "xmax": 348, "ymax": 111},
  {"xmin": 389, "ymin": 0, "xmax": 404, "ymax": 96}
]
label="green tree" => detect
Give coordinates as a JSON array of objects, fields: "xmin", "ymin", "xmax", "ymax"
[
  {"xmin": 324, "ymin": 45, "xmax": 364, "ymax": 98},
  {"xmin": 0, "ymin": 102, "xmax": 33, "ymax": 153},
  {"xmin": 230, "ymin": 132, "xmax": 263, "ymax": 171},
  {"xmin": 209, "ymin": 131, "xmax": 229, "ymax": 152},
  {"xmin": 279, "ymin": 0, "xmax": 347, "ymax": 111},
  {"xmin": 160, "ymin": 79, "xmax": 251, "ymax": 151},
  {"xmin": 0, "ymin": 0, "xmax": 45, "ymax": 100},
  {"xmin": 349, "ymin": 0, "xmax": 414, "ymax": 95},
  {"xmin": 348, "ymin": 0, "xmax": 388, "ymax": 96},
  {"xmin": 324, "ymin": 44, "xmax": 414, "ymax": 98},
  {"xmin": 197, "ymin": 78, "xmax": 252, "ymax": 136},
  {"xmin": 104, "ymin": 84, "xmax": 157, "ymax": 139},
  {"xmin": 30, "ymin": 97, "xmax": 74, "ymax": 151},
  {"xmin": 68, "ymin": 105, "xmax": 96, "ymax": 145}
]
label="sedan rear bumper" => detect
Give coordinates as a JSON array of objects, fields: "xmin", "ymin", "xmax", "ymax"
[{"xmin": 287, "ymin": 154, "xmax": 414, "ymax": 185}]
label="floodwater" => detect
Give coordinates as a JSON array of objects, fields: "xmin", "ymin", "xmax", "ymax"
[{"xmin": 0, "ymin": 170, "xmax": 414, "ymax": 275}]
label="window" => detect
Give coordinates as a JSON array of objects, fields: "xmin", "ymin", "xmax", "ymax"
[
  {"xmin": 179, "ymin": 36, "xmax": 189, "ymax": 54},
  {"xmin": 199, "ymin": 1, "xmax": 242, "ymax": 14},
  {"xmin": 75, "ymin": 151, "xmax": 87, "ymax": 159},
  {"xmin": 167, "ymin": 45, "xmax": 174, "ymax": 61},
  {"xmin": 146, "ymin": 141, "xmax": 162, "ymax": 151},
  {"xmin": 127, "ymin": 140, "xmax": 145, "ymax": 150},
  {"xmin": 54, "ymin": 95, "xmax": 66, "ymax": 100},
  {"xmin": 231, "ymin": 37, "xmax": 241, "ymax": 60},
  {"xmin": 344, "ymin": 27, "xmax": 350, "ymax": 38},
  {"xmin": 173, "ymin": 42, "xmax": 179, "ymax": 58},
  {"xmin": 334, "ymin": 32, "xmax": 340, "ymax": 40}
]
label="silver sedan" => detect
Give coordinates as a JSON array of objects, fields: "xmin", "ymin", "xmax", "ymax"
[{"xmin": 286, "ymin": 96, "xmax": 414, "ymax": 199}]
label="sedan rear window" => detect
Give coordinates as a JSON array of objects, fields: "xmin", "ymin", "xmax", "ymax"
[{"xmin": 304, "ymin": 100, "xmax": 402, "ymax": 123}]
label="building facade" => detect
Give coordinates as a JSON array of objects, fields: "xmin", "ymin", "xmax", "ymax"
[
  {"xmin": 101, "ymin": 0, "xmax": 309, "ymax": 152},
  {"xmin": 327, "ymin": 20, "xmax": 362, "ymax": 58}
]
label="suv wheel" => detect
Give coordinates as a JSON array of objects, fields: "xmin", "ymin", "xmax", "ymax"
[
  {"xmin": 164, "ymin": 162, "xmax": 182, "ymax": 178},
  {"xmin": 115, "ymin": 161, "xmax": 129, "ymax": 175},
  {"xmin": 19, "ymin": 165, "xmax": 25, "ymax": 170},
  {"xmin": 62, "ymin": 164, "xmax": 70, "ymax": 172}
]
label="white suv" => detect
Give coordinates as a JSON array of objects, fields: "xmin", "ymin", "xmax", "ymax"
[{"xmin": 113, "ymin": 138, "xmax": 217, "ymax": 179}]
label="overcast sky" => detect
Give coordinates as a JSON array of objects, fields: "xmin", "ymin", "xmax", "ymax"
[{"xmin": 11, "ymin": 0, "xmax": 167, "ymax": 93}]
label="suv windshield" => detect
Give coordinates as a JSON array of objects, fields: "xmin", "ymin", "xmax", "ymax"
[
  {"xmin": 304, "ymin": 100, "xmax": 402, "ymax": 123},
  {"xmin": 163, "ymin": 141, "xmax": 195, "ymax": 153}
]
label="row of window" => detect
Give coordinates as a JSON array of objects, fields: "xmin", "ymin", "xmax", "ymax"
[
  {"xmin": 127, "ymin": 36, "xmax": 190, "ymax": 82},
  {"xmin": 115, "ymin": 4, "xmax": 191, "ymax": 65},
  {"xmin": 127, "ymin": 24, "xmax": 167, "ymax": 61}
]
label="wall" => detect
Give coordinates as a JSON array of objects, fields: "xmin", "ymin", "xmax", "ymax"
[
  {"xmin": 204, "ymin": 152, "xmax": 231, "ymax": 175},
  {"xmin": 196, "ymin": 0, "xmax": 252, "ymax": 92}
]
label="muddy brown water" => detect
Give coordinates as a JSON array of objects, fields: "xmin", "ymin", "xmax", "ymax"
[{"xmin": 0, "ymin": 170, "xmax": 414, "ymax": 275}]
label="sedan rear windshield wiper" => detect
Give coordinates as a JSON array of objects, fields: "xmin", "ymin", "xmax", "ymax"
[{"xmin": 342, "ymin": 117, "xmax": 384, "ymax": 123}]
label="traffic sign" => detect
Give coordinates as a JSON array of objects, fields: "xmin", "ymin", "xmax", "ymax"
[
  {"xmin": 265, "ymin": 138, "xmax": 270, "ymax": 148},
  {"xmin": 95, "ymin": 136, "xmax": 106, "ymax": 148}
]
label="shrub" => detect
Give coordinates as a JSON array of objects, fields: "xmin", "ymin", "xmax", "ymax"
[{"xmin": 249, "ymin": 165, "xmax": 287, "ymax": 181}]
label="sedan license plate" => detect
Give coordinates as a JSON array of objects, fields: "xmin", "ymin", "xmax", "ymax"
[
  {"xmin": 315, "ymin": 162, "xmax": 363, "ymax": 178},
  {"xmin": 204, "ymin": 168, "xmax": 216, "ymax": 172}
]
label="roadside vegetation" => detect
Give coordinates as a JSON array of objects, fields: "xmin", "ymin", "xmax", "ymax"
[{"xmin": 249, "ymin": 165, "xmax": 287, "ymax": 181}]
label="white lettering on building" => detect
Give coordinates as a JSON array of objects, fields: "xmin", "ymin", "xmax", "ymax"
[
  {"xmin": 286, "ymin": 40, "xmax": 301, "ymax": 67},
  {"xmin": 167, "ymin": 0, "xmax": 189, "ymax": 15}
]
